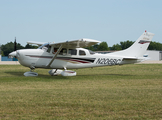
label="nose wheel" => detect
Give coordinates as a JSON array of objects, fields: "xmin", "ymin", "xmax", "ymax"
[{"xmin": 24, "ymin": 66, "xmax": 38, "ymax": 77}]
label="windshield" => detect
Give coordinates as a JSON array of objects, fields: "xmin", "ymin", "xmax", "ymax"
[
  {"xmin": 38, "ymin": 43, "xmax": 51, "ymax": 53},
  {"xmin": 38, "ymin": 43, "xmax": 49, "ymax": 49}
]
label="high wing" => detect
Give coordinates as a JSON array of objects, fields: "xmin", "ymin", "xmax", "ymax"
[
  {"xmin": 46, "ymin": 38, "xmax": 100, "ymax": 68},
  {"xmin": 49, "ymin": 38, "xmax": 101, "ymax": 48},
  {"xmin": 27, "ymin": 41, "xmax": 46, "ymax": 46}
]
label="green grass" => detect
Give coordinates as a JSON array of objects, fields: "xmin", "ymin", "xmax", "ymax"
[{"xmin": 0, "ymin": 64, "xmax": 162, "ymax": 119}]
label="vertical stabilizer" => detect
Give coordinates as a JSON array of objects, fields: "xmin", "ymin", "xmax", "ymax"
[{"xmin": 111, "ymin": 31, "xmax": 154, "ymax": 57}]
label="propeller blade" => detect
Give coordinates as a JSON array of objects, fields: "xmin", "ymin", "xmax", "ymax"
[{"xmin": 14, "ymin": 37, "xmax": 17, "ymax": 51}]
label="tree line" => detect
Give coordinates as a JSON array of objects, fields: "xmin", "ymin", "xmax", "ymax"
[
  {"xmin": 86, "ymin": 41, "xmax": 162, "ymax": 52},
  {"xmin": 1, "ymin": 40, "xmax": 162, "ymax": 56}
]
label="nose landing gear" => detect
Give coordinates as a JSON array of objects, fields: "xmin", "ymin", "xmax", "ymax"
[{"xmin": 24, "ymin": 66, "xmax": 38, "ymax": 77}]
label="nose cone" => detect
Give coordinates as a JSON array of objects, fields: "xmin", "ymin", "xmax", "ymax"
[{"xmin": 9, "ymin": 51, "xmax": 17, "ymax": 57}]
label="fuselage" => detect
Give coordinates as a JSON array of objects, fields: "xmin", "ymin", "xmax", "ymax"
[{"xmin": 15, "ymin": 47, "xmax": 139, "ymax": 70}]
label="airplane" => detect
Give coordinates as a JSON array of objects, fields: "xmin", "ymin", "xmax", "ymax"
[{"xmin": 9, "ymin": 31, "xmax": 154, "ymax": 76}]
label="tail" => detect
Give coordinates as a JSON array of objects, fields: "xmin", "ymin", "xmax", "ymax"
[{"xmin": 111, "ymin": 31, "xmax": 154, "ymax": 58}]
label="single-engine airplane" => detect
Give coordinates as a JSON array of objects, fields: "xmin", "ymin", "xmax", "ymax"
[{"xmin": 9, "ymin": 31, "xmax": 154, "ymax": 76}]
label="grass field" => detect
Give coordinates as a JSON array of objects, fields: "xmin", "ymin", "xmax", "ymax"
[{"xmin": 0, "ymin": 64, "xmax": 162, "ymax": 120}]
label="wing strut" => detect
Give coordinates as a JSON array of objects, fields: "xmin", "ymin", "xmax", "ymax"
[{"xmin": 46, "ymin": 44, "xmax": 63, "ymax": 68}]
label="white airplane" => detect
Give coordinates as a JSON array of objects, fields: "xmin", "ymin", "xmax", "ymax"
[{"xmin": 9, "ymin": 31, "xmax": 154, "ymax": 76}]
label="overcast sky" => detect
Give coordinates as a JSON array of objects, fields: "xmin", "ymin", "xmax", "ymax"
[{"xmin": 0, "ymin": 0, "xmax": 162, "ymax": 47}]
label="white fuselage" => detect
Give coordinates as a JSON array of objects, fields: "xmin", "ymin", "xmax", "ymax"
[{"xmin": 16, "ymin": 47, "xmax": 139, "ymax": 70}]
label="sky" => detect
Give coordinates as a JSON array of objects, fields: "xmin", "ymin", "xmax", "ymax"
[{"xmin": 0, "ymin": 0, "xmax": 162, "ymax": 47}]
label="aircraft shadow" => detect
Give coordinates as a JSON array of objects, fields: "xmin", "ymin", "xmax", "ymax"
[
  {"xmin": 5, "ymin": 71, "xmax": 134, "ymax": 79},
  {"xmin": 5, "ymin": 71, "xmax": 24, "ymax": 76},
  {"xmin": 4, "ymin": 71, "xmax": 68, "ymax": 80}
]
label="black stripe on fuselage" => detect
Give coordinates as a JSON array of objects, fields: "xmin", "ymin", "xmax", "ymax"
[{"xmin": 25, "ymin": 55, "xmax": 96, "ymax": 63}]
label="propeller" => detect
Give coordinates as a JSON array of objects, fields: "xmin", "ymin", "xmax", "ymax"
[
  {"xmin": 14, "ymin": 37, "xmax": 17, "ymax": 51},
  {"xmin": 9, "ymin": 37, "xmax": 18, "ymax": 60}
]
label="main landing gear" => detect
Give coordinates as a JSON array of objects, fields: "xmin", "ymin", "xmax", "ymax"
[{"xmin": 48, "ymin": 69, "xmax": 76, "ymax": 76}]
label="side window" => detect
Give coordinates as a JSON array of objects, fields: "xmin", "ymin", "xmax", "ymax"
[
  {"xmin": 79, "ymin": 50, "xmax": 86, "ymax": 56},
  {"xmin": 59, "ymin": 48, "xmax": 67, "ymax": 55},
  {"xmin": 68, "ymin": 49, "xmax": 77, "ymax": 55},
  {"xmin": 53, "ymin": 48, "xmax": 58, "ymax": 54},
  {"xmin": 47, "ymin": 46, "xmax": 51, "ymax": 53}
]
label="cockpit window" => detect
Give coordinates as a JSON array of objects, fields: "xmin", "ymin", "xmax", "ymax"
[
  {"xmin": 38, "ymin": 43, "xmax": 49, "ymax": 49},
  {"xmin": 38, "ymin": 43, "xmax": 51, "ymax": 53},
  {"xmin": 59, "ymin": 48, "xmax": 67, "ymax": 55},
  {"xmin": 79, "ymin": 50, "xmax": 86, "ymax": 56}
]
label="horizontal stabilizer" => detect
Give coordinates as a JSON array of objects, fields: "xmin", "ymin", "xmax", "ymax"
[
  {"xmin": 123, "ymin": 58, "xmax": 138, "ymax": 60},
  {"xmin": 122, "ymin": 57, "xmax": 146, "ymax": 63}
]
